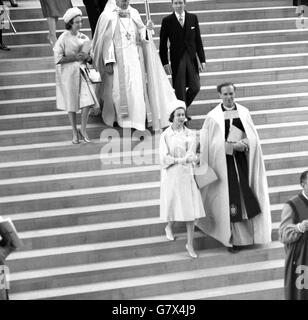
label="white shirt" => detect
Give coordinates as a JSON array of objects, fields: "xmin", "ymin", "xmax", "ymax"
[
  {"xmin": 175, "ymin": 11, "xmax": 185, "ymax": 26},
  {"xmin": 303, "ymin": 191, "xmax": 308, "ymax": 201}
]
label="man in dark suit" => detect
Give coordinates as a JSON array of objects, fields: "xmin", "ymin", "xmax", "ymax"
[
  {"xmin": 83, "ymin": 0, "xmax": 108, "ymax": 36},
  {"xmin": 159, "ymin": 0, "xmax": 206, "ymax": 108}
]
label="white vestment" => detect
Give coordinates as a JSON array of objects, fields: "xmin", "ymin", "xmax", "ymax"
[
  {"xmin": 196, "ymin": 103, "xmax": 272, "ymax": 247},
  {"xmin": 92, "ymin": 4, "xmax": 182, "ymax": 131}
]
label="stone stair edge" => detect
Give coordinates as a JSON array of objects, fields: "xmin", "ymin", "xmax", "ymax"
[
  {"xmin": 9, "ymin": 258, "xmax": 285, "ymax": 300},
  {"xmin": 10, "ymin": 244, "xmax": 284, "ymax": 283}
]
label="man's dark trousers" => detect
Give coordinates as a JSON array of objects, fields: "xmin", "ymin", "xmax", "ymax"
[{"xmin": 174, "ymin": 51, "xmax": 200, "ymax": 107}]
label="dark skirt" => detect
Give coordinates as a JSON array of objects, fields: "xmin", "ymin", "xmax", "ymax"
[{"xmin": 39, "ymin": 0, "xmax": 72, "ymax": 18}]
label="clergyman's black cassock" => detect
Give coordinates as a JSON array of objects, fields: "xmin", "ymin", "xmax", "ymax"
[{"xmin": 223, "ymin": 104, "xmax": 261, "ymax": 223}]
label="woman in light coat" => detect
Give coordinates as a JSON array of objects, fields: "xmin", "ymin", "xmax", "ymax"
[
  {"xmin": 54, "ymin": 7, "xmax": 99, "ymax": 144},
  {"xmin": 160, "ymin": 105, "xmax": 206, "ymax": 258}
]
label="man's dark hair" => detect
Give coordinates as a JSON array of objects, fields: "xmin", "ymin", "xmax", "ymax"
[
  {"xmin": 171, "ymin": 0, "xmax": 186, "ymax": 4},
  {"xmin": 300, "ymin": 170, "xmax": 308, "ymax": 186},
  {"xmin": 217, "ymin": 82, "xmax": 236, "ymax": 93}
]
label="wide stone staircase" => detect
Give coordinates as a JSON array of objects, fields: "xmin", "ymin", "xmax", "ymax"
[{"xmin": 0, "ymin": 0, "xmax": 307, "ymax": 299}]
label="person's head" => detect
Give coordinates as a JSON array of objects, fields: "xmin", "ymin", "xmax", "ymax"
[
  {"xmin": 217, "ymin": 82, "xmax": 236, "ymax": 108},
  {"xmin": 116, "ymin": 0, "xmax": 130, "ymax": 10},
  {"xmin": 169, "ymin": 107, "xmax": 188, "ymax": 127},
  {"xmin": 172, "ymin": 0, "xmax": 186, "ymax": 15},
  {"xmin": 63, "ymin": 8, "xmax": 83, "ymax": 31},
  {"xmin": 300, "ymin": 171, "xmax": 308, "ymax": 195}
]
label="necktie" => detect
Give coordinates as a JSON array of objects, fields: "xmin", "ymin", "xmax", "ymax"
[{"xmin": 179, "ymin": 14, "xmax": 184, "ymax": 27}]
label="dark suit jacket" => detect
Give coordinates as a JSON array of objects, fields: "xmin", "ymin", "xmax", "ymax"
[
  {"xmin": 159, "ymin": 11, "xmax": 206, "ymax": 81},
  {"xmin": 83, "ymin": 0, "xmax": 108, "ymax": 35}
]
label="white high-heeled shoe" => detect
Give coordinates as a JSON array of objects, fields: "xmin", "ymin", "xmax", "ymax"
[
  {"xmin": 165, "ymin": 226, "xmax": 175, "ymax": 241},
  {"xmin": 185, "ymin": 244, "xmax": 198, "ymax": 259}
]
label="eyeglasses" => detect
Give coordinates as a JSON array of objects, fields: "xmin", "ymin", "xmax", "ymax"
[{"xmin": 73, "ymin": 20, "xmax": 83, "ymax": 25}]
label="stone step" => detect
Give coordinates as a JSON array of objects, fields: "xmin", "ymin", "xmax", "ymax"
[
  {"xmin": 17, "ymin": 217, "xmax": 177, "ymax": 251},
  {"xmin": 255, "ymin": 120, "xmax": 308, "ymax": 139},
  {"xmin": 267, "ymin": 167, "xmax": 306, "ymax": 187},
  {"xmin": 0, "ymin": 124, "xmax": 106, "ymax": 146},
  {"xmin": 190, "ymin": 93, "xmax": 308, "ymax": 116},
  {"xmin": 269, "ymin": 184, "xmax": 303, "ymax": 204},
  {"xmin": 0, "ymin": 195, "xmax": 283, "ymax": 233},
  {"xmin": 0, "ymin": 148, "xmax": 159, "ymax": 179},
  {"xmin": 7, "ymin": 8, "xmax": 298, "ymax": 37},
  {"xmin": 0, "ymin": 180, "xmax": 160, "ymax": 214},
  {"xmin": 2, "ymin": 64, "xmax": 308, "ymax": 88},
  {"xmin": 261, "ymin": 136, "xmax": 308, "ymax": 155},
  {"xmin": 0, "ymin": 144, "xmax": 303, "ymax": 182},
  {"xmin": 7, "ymin": 1, "xmax": 293, "ymax": 21},
  {"xmin": 0, "ymin": 133, "xmax": 159, "ymax": 162},
  {"xmin": 1, "ymin": 101, "xmax": 306, "ymax": 133},
  {"xmin": 0, "ymin": 111, "xmax": 102, "ymax": 130},
  {"xmin": 7, "ymin": 17, "xmax": 298, "ymax": 36},
  {"xmin": 141, "ymin": 279, "xmax": 284, "ymax": 300},
  {"xmin": 1, "ymin": 92, "xmax": 307, "ymax": 117},
  {"xmin": 2, "ymin": 199, "xmax": 160, "ymax": 232},
  {"xmin": 6, "ymin": 232, "xmax": 216, "ymax": 272},
  {"xmin": 1, "ymin": 74, "xmax": 307, "ymax": 103},
  {"xmin": 265, "ymin": 151, "xmax": 308, "ymax": 170},
  {"xmin": 0, "ymin": 127, "xmax": 298, "ymax": 165},
  {"xmin": 2, "ymin": 50, "xmax": 307, "ymax": 74},
  {"xmin": 9, "ymin": 243, "xmax": 284, "ymax": 294},
  {"xmin": 0, "ymin": 165, "xmax": 160, "ymax": 196},
  {"xmin": 3, "ymin": 38, "xmax": 308, "ymax": 61},
  {"xmin": 4, "ymin": 27, "xmax": 308, "ymax": 48},
  {"xmin": 9, "ymin": 259, "xmax": 284, "ymax": 300},
  {"xmin": 0, "ymin": 133, "xmax": 306, "ymax": 166},
  {"xmin": 192, "ymin": 106, "xmax": 308, "ymax": 127},
  {"xmin": 0, "ymin": 158, "xmax": 302, "ymax": 197}
]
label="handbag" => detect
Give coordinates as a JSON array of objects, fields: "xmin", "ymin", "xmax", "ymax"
[
  {"xmin": 85, "ymin": 64, "xmax": 102, "ymax": 84},
  {"xmin": 194, "ymin": 164, "xmax": 218, "ymax": 189}
]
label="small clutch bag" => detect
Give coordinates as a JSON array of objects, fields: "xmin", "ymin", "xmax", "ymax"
[
  {"xmin": 86, "ymin": 66, "xmax": 102, "ymax": 84},
  {"xmin": 194, "ymin": 164, "xmax": 218, "ymax": 189}
]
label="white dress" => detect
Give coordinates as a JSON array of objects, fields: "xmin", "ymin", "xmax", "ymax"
[{"xmin": 160, "ymin": 126, "xmax": 206, "ymax": 222}]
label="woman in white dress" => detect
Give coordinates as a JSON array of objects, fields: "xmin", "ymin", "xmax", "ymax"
[
  {"xmin": 54, "ymin": 7, "xmax": 98, "ymax": 144},
  {"xmin": 160, "ymin": 105, "xmax": 206, "ymax": 258}
]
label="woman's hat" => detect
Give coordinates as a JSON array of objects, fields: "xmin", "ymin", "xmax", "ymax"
[
  {"xmin": 169, "ymin": 99, "xmax": 186, "ymax": 115},
  {"xmin": 63, "ymin": 7, "xmax": 82, "ymax": 24}
]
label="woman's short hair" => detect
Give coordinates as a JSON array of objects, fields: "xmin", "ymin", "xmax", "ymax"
[
  {"xmin": 65, "ymin": 15, "xmax": 81, "ymax": 30},
  {"xmin": 169, "ymin": 107, "xmax": 190, "ymax": 124}
]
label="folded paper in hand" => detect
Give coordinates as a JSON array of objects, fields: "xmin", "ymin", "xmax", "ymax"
[
  {"xmin": 227, "ymin": 125, "xmax": 245, "ymax": 143},
  {"xmin": 0, "ymin": 217, "xmax": 23, "ymax": 249},
  {"xmin": 194, "ymin": 164, "xmax": 218, "ymax": 189}
]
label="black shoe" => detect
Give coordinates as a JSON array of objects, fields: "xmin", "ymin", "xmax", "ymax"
[
  {"xmin": 0, "ymin": 43, "xmax": 10, "ymax": 51},
  {"xmin": 9, "ymin": 0, "xmax": 18, "ymax": 7},
  {"xmin": 227, "ymin": 245, "xmax": 240, "ymax": 254}
]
